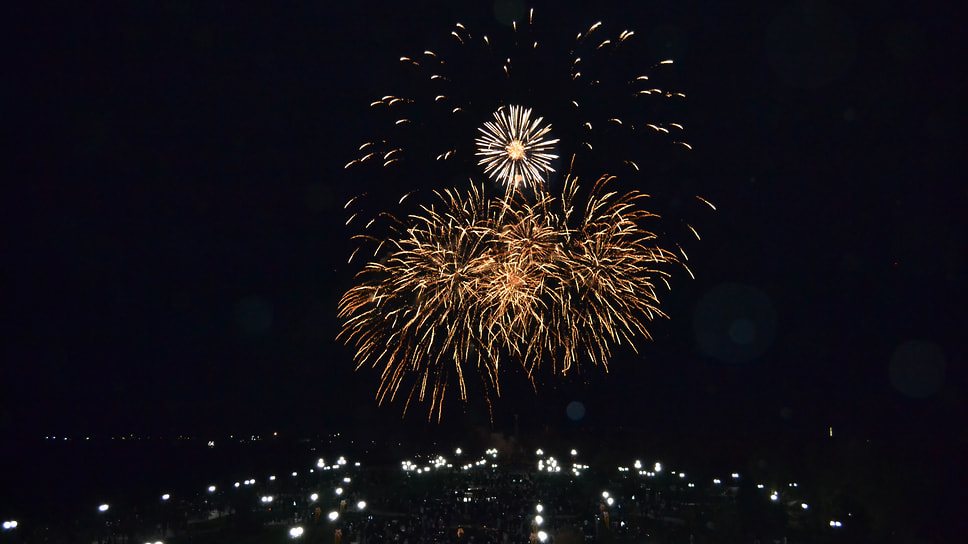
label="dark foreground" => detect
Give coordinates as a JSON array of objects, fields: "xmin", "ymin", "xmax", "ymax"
[{"xmin": 0, "ymin": 431, "xmax": 959, "ymax": 543}]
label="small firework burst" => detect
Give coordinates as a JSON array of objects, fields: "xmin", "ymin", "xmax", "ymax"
[{"xmin": 475, "ymin": 105, "xmax": 559, "ymax": 190}]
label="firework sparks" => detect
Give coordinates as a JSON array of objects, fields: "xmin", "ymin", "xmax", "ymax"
[
  {"xmin": 475, "ymin": 105, "xmax": 560, "ymax": 190},
  {"xmin": 337, "ymin": 176, "xmax": 677, "ymax": 421},
  {"xmin": 339, "ymin": 9, "xmax": 712, "ymax": 420}
]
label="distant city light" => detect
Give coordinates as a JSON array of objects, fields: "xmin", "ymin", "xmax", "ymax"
[
  {"xmin": 310, "ymin": 493, "xmax": 319, "ymax": 502},
  {"xmin": 270, "ymin": 476, "xmax": 276, "ymax": 481},
  {"xmin": 289, "ymin": 526, "xmax": 304, "ymax": 538},
  {"xmin": 537, "ymin": 531, "xmax": 548, "ymax": 542},
  {"xmin": 2, "ymin": 521, "xmax": 18, "ymax": 530},
  {"xmin": 292, "ymin": 472, "xmax": 298, "ymax": 477},
  {"xmin": 536, "ymin": 449, "xmax": 544, "ymax": 456},
  {"xmin": 161, "ymin": 494, "xmax": 170, "ymax": 501},
  {"xmin": 713, "ymin": 479, "xmax": 721, "ymax": 484},
  {"xmin": 536, "ymin": 504, "xmax": 543, "ymax": 513},
  {"xmin": 343, "ymin": 477, "xmax": 351, "ymax": 483},
  {"xmin": 770, "ymin": 492, "xmax": 779, "ymax": 501},
  {"xmin": 456, "ymin": 448, "xmax": 462, "ymax": 455},
  {"xmin": 654, "ymin": 462, "xmax": 662, "ymax": 472},
  {"xmin": 606, "ymin": 497, "xmax": 614, "ymax": 506},
  {"xmin": 98, "ymin": 504, "xmax": 109, "ymax": 513},
  {"xmin": 234, "ymin": 482, "xmax": 240, "ymax": 488},
  {"xmin": 208, "ymin": 485, "xmax": 216, "ymax": 493},
  {"xmin": 357, "ymin": 501, "xmax": 366, "ymax": 510},
  {"xmin": 535, "ymin": 515, "xmax": 544, "ymax": 526},
  {"xmin": 731, "ymin": 473, "xmax": 740, "ymax": 479},
  {"xmin": 801, "ymin": 503, "xmax": 809, "ymax": 509},
  {"xmin": 633, "ymin": 460, "xmax": 642, "ymax": 469},
  {"xmin": 336, "ymin": 488, "xmax": 343, "ymax": 495},
  {"xmin": 328, "ymin": 511, "xmax": 339, "ymax": 521},
  {"xmin": 829, "ymin": 520, "xmax": 843, "ymax": 527}
]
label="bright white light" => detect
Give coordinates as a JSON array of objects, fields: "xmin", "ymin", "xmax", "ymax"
[
  {"xmin": 289, "ymin": 526, "xmax": 304, "ymax": 538},
  {"xmin": 537, "ymin": 531, "xmax": 548, "ymax": 542},
  {"xmin": 713, "ymin": 479, "xmax": 721, "ymax": 484},
  {"xmin": 536, "ymin": 504, "xmax": 543, "ymax": 513},
  {"xmin": 535, "ymin": 515, "xmax": 544, "ymax": 526},
  {"xmin": 536, "ymin": 449, "xmax": 544, "ymax": 456},
  {"xmin": 654, "ymin": 462, "xmax": 662, "ymax": 472},
  {"xmin": 328, "ymin": 511, "xmax": 339, "ymax": 521},
  {"xmin": 570, "ymin": 449, "xmax": 577, "ymax": 456},
  {"xmin": 234, "ymin": 482, "xmax": 240, "ymax": 488},
  {"xmin": 732, "ymin": 472, "xmax": 740, "ymax": 478},
  {"xmin": 337, "ymin": 456, "xmax": 347, "ymax": 465},
  {"xmin": 602, "ymin": 491, "xmax": 609, "ymax": 499},
  {"xmin": 829, "ymin": 520, "xmax": 842, "ymax": 527},
  {"xmin": 317, "ymin": 458, "xmax": 326, "ymax": 468},
  {"xmin": 757, "ymin": 484, "xmax": 765, "ymax": 489},
  {"xmin": 343, "ymin": 477, "xmax": 351, "ymax": 483},
  {"xmin": 98, "ymin": 504, "xmax": 109, "ymax": 512},
  {"xmin": 633, "ymin": 460, "xmax": 642, "ymax": 469},
  {"xmin": 161, "ymin": 494, "xmax": 170, "ymax": 501},
  {"xmin": 357, "ymin": 501, "xmax": 366, "ymax": 510},
  {"xmin": 2, "ymin": 522, "xmax": 11, "ymax": 530},
  {"xmin": 801, "ymin": 503, "xmax": 809, "ymax": 510},
  {"xmin": 456, "ymin": 448, "xmax": 462, "ymax": 455},
  {"xmin": 292, "ymin": 472, "xmax": 298, "ymax": 477},
  {"xmin": 270, "ymin": 476, "xmax": 277, "ymax": 481},
  {"xmin": 310, "ymin": 493, "xmax": 319, "ymax": 502},
  {"xmin": 770, "ymin": 492, "xmax": 778, "ymax": 501},
  {"xmin": 606, "ymin": 497, "xmax": 614, "ymax": 506},
  {"xmin": 208, "ymin": 485, "xmax": 216, "ymax": 493},
  {"xmin": 335, "ymin": 488, "xmax": 343, "ymax": 495}
]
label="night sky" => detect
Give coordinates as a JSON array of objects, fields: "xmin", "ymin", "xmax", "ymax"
[{"xmin": 4, "ymin": 0, "xmax": 965, "ymax": 447}]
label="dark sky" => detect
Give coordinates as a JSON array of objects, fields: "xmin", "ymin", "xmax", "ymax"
[{"xmin": 3, "ymin": 0, "xmax": 965, "ymax": 444}]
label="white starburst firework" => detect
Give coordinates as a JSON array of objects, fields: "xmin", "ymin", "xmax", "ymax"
[{"xmin": 475, "ymin": 105, "xmax": 559, "ymax": 190}]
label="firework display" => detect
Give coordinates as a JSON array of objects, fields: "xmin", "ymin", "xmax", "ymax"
[
  {"xmin": 337, "ymin": 176, "xmax": 677, "ymax": 421},
  {"xmin": 339, "ymin": 8, "xmax": 711, "ymax": 419}
]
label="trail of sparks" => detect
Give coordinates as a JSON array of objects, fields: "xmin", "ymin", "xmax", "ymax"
[{"xmin": 337, "ymin": 176, "xmax": 677, "ymax": 422}]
